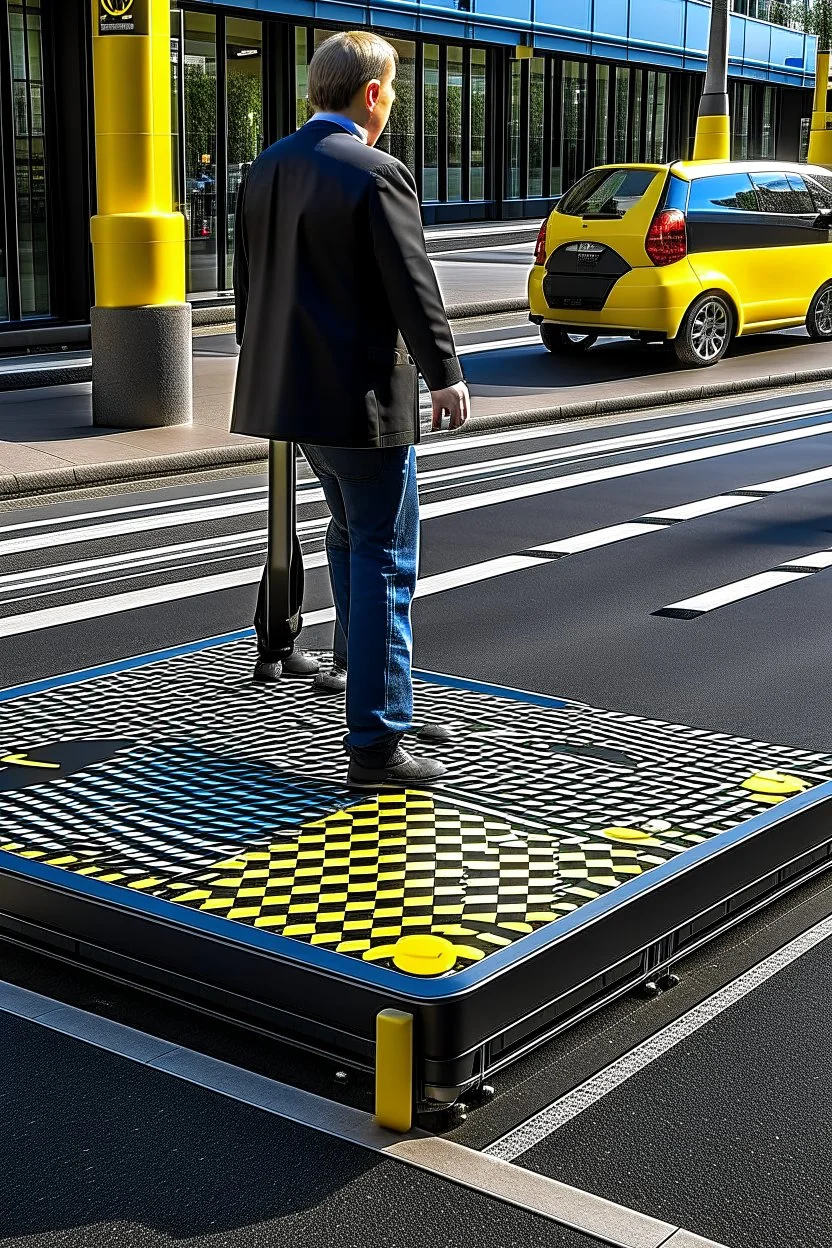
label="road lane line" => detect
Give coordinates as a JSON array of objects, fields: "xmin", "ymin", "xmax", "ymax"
[
  {"xmin": 0, "ymin": 979, "xmax": 727, "ymax": 1248},
  {"xmin": 484, "ymin": 913, "xmax": 832, "ymax": 1162},
  {"xmin": 6, "ymin": 460, "xmax": 832, "ymax": 622},
  {"xmin": 655, "ymin": 570, "xmax": 811, "ymax": 618}
]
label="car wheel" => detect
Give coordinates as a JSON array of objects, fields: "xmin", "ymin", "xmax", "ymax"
[
  {"xmin": 673, "ymin": 294, "xmax": 733, "ymax": 368},
  {"xmin": 540, "ymin": 325, "xmax": 598, "ymax": 354},
  {"xmin": 807, "ymin": 282, "xmax": 832, "ymax": 341}
]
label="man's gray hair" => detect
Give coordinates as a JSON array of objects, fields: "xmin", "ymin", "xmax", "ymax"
[{"xmin": 308, "ymin": 31, "xmax": 398, "ymax": 113}]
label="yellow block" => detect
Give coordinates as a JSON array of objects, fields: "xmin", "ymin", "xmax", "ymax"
[
  {"xmin": 91, "ymin": 212, "xmax": 185, "ymax": 306},
  {"xmin": 692, "ymin": 114, "xmax": 731, "ymax": 163},
  {"xmin": 514, "ymin": 45, "xmax": 534, "ymax": 59},
  {"xmin": 375, "ymin": 1009, "xmax": 413, "ymax": 1133},
  {"xmin": 741, "ymin": 771, "xmax": 810, "ymax": 798}
]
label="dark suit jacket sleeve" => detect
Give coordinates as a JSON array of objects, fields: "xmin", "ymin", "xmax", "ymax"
[
  {"xmin": 233, "ymin": 173, "xmax": 249, "ymax": 348},
  {"xmin": 368, "ymin": 164, "xmax": 463, "ymax": 392}
]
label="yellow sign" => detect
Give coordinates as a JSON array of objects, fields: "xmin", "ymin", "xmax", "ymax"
[{"xmin": 98, "ymin": 0, "xmax": 147, "ymax": 35}]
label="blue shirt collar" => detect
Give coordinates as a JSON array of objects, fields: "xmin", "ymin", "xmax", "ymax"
[{"xmin": 306, "ymin": 112, "xmax": 368, "ymax": 144}]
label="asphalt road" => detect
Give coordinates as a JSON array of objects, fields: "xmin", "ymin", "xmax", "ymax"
[{"xmin": 3, "ymin": 387, "xmax": 832, "ymax": 1247}]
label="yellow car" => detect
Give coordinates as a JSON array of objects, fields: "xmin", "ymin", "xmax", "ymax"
[{"xmin": 529, "ymin": 160, "xmax": 832, "ymax": 367}]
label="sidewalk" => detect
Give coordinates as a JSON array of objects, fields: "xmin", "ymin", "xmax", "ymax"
[{"xmin": 1, "ymin": 327, "xmax": 831, "ymax": 501}]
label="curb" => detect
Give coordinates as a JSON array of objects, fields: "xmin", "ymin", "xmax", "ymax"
[
  {"xmin": 0, "ymin": 442, "xmax": 267, "ymax": 501},
  {"xmin": 4, "ymin": 361, "xmax": 832, "ymax": 502},
  {"xmin": 189, "ymin": 295, "xmax": 529, "ymax": 328},
  {"xmin": 455, "ymin": 366, "xmax": 832, "ymax": 433}
]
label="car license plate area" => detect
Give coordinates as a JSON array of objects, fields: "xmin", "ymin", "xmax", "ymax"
[{"xmin": 543, "ymin": 243, "xmax": 631, "ymax": 312}]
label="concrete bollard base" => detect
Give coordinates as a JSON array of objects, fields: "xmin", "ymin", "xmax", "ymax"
[{"xmin": 91, "ymin": 304, "xmax": 193, "ymax": 429}]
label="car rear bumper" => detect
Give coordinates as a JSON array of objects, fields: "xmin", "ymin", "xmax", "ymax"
[{"xmin": 528, "ymin": 261, "xmax": 701, "ymax": 339}]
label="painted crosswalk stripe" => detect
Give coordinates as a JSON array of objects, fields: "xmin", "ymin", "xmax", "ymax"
[{"xmin": 655, "ymin": 568, "xmax": 816, "ymax": 618}]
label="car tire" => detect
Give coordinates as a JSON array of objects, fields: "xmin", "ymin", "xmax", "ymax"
[
  {"xmin": 807, "ymin": 281, "xmax": 832, "ymax": 341},
  {"xmin": 673, "ymin": 293, "xmax": 733, "ymax": 368},
  {"xmin": 540, "ymin": 325, "xmax": 598, "ymax": 354}
]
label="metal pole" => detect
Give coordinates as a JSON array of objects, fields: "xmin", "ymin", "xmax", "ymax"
[
  {"xmin": 692, "ymin": 0, "xmax": 731, "ymax": 161},
  {"xmin": 264, "ymin": 440, "xmax": 296, "ymax": 655},
  {"xmin": 808, "ymin": 50, "xmax": 832, "ymax": 169}
]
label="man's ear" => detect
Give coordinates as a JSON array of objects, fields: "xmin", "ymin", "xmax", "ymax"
[{"xmin": 367, "ymin": 80, "xmax": 380, "ymax": 108}]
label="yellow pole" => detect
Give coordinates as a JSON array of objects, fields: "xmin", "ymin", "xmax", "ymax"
[
  {"xmin": 375, "ymin": 1009, "xmax": 414, "ymax": 1133},
  {"xmin": 89, "ymin": 0, "xmax": 192, "ymax": 427},
  {"xmin": 808, "ymin": 50, "xmax": 832, "ymax": 170},
  {"xmin": 692, "ymin": 0, "xmax": 731, "ymax": 162}
]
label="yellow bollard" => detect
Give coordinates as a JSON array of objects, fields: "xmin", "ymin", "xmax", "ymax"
[
  {"xmin": 89, "ymin": 0, "xmax": 191, "ymax": 427},
  {"xmin": 375, "ymin": 1009, "xmax": 414, "ymax": 1133},
  {"xmin": 691, "ymin": 113, "xmax": 731, "ymax": 163},
  {"xmin": 808, "ymin": 50, "xmax": 832, "ymax": 171}
]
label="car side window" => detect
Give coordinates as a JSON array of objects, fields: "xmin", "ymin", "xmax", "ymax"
[
  {"xmin": 807, "ymin": 174, "xmax": 832, "ymax": 211},
  {"xmin": 687, "ymin": 173, "xmax": 757, "ymax": 212},
  {"xmin": 750, "ymin": 171, "xmax": 815, "ymax": 215}
]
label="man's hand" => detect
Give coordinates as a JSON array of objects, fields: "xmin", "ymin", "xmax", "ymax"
[{"xmin": 430, "ymin": 382, "xmax": 470, "ymax": 432}]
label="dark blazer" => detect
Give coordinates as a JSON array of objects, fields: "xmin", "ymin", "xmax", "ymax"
[{"xmin": 231, "ymin": 120, "xmax": 463, "ymax": 448}]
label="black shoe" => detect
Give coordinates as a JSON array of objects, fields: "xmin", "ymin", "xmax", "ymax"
[
  {"xmin": 313, "ymin": 664, "xmax": 347, "ymax": 694},
  {"xmin": 282, "ymin": 649, "xmax": 320, "ymax": 677},
  {"xmin": 347, "ymin": 747, "xmax": 447, "ymax": 790},
  {"xmin": 253, "ymin": 659, "xmax": 282, "ymax": 683}
]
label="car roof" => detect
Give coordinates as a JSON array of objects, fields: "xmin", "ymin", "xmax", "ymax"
[{"xmin": 591, "ymin": 160, "xmax": 832, "ymax": 182}]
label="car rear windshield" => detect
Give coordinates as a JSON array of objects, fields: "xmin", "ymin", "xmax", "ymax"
[{"xmin": 557, "ymin": 168, "xmax": 660, "ymax": 219}]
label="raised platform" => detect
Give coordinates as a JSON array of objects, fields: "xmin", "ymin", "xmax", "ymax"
[{"xmin": 1, "ymin": 632, "xmax": 831, "ymax": 1104}]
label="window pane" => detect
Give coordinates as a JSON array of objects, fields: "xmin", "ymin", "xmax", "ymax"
[
  {"xmin": 733, "ymin": 83, "xmax": 751, "ymax": 160},
  {"xmin": 688, "ymin": 173, "xmax": 757, "ymax": 212},
  {"xmin": 561, "ymin": 61, "xmax": 587, "ymax": 190},
  {"xmin": 595, "ymin": 65, "xmax": 609, "ymax": 166},
  {"xmin": 808, "ymin": 175, "xmax": 832, "ymax": 210},
  {"xmin": 226, "ymin": 19, "xmax": 263, "ymax": 290},
  {"xmin": 375, "ymin": 39, "xmax": 416, "ymax": 174},
  {"xmin": 647, "ymin": 72, "xmax": 666, "ymax": 162},
  {"xmin": 9, "ymin": 0, "xmax": 49, "ymax": 317},
  {"xmin": 295, "ymin": 28, "xmax": 309, "ymax": 128},
  {"xmin": 613, "ymin": 67, "xmax": 629, "ymax": 163},
  {"xmin": 470, "ymin": 49, "xmax": 487, "ymax": 201},
  {"xmin": 506, "ymin": 58, "xmax": 521, "ymax": 199},
  {"xmin": 752, "ymin": 171, "xmax": 815, "ymax": 214},
  {"xmin": 423, "ymin": 44, "xmax": 439, "ymax": 201},
  {"xmin": 761, "ymin": 86, "xmax": 776, "ymax": 159},
  {"xmin": 447, "ymin": 46, "xmax": 463, "ymax": 202},
  {"xmin": 183, "ymin": 12, "xmax": 217, "ymax": 294},
  {"xmin": 528, "ymin": 57, "xmax": 545, "ymax": 198},
  {"xmin": 558, "ymin": 167, "xmax": 659, "ymax": 218}
]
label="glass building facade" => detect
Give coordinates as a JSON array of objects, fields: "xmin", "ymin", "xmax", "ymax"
[
  {"xmin": 169, "ymin": 8, "xmax": 800, "ymax": 297},
  {"xmin": 0, "ymin": 0, "xmax": 816, "ymax": 334}
]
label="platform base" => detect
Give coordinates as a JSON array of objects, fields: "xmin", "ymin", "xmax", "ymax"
[
  {"xmin": 1, "ymin": 636, "xmax": 831, "ymax": 1099},
  {"xmin": 91, "ymin": 303, "xmax": 193, "ymax": 429}
]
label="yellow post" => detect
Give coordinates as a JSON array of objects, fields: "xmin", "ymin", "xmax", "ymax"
[
  {"xmin": 808, "ymin": 50, "xmax": 832, "ymax": 171},
  {"xmin": 692, "ymin": 0, "xmax": 731, "ymax": 163},
  {"xmin": 375, "ymin": 1009, "xmax": 413, "ymax": 1133},
  {"xmin": 89, "ymin": 0, "xmax": 192, "ymax": 428}
]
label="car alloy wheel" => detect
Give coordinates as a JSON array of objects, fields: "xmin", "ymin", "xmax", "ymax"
[
  {"xmin": 690, "ymin": 298, "xmax": 729, "ymax": 364},
  {"xmin": 811, "ymin": 286, "xmax": 832, "ymax": 339}
]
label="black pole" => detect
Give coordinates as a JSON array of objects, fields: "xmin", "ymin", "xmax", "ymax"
[{"xmin": 264, "ymin": 440, "xmax": 297, "ymax": 653}]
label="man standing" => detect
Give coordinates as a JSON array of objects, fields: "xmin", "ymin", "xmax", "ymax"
[{"xmin": 232, "ymin": 31, "xmax": 469, "ymax": 788}]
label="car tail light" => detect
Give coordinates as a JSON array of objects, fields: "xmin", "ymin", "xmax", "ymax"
[
  {"xmin": 534, "ymin": 220, "xmax": 548, "ymax": 266},
  {"xmin": 645, "ymin": 209, "xmax": 687, "ymax": 266}
]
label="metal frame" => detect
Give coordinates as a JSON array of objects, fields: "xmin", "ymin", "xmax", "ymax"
[{"xmin": 0, "ymin": 640, "xmax": 831, "ymax": 1104}]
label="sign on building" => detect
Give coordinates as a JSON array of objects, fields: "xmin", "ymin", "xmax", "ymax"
[{"xmin": 98, "ymin": 0, "xmax": 149, "ymax": 36}]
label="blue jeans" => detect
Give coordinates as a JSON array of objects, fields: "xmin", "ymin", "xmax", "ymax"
[{"xmin": 301, "ymin": 444, "xmax": 419, "ymax": 765}]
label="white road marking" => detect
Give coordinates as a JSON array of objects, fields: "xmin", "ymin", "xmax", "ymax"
[
  {"xmin": 485, "ymin": 913, "xmax": 832, "ymax": 1162},
  {"xmin": 657, "ymin": 569, "xmax": 812, "ymax": 617},
  {"xmin": 6, "ymin": 458, "xmax": 832, "ymax": 617},
  {"xmin": 415, "ymin": 395, "xmax": 832, "ymax": 457},
  {"xmin": 533, "ymin": 522, "xmax": 664, "ymax": 556},
  {"xmin": 417, "ymin": 417, "xmax": 832, "ymax": 523},
  {"xmin": 0, "ymin": 979, "xmax": 728, "ymax": 1248}
]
